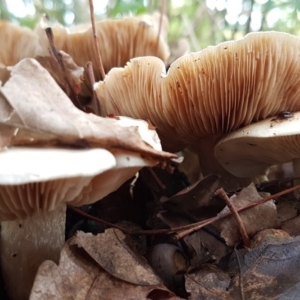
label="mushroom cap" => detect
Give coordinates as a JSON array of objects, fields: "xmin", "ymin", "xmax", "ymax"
[
  {"xmin": 36, "ymin": 14, "xmax": 170, "ymax": 82},
  {"xmin": 95, "ymin": 31, "xmax": 300, "ymax": 151},
  {"xmin": 0, "ymin": 21, "xmax": 42, "ymax": 66},
  {"xmin": 214, "ymin": 111, "xmax": 300, "ymax": 177},
  {"xmin": 0, "ymin": 147, "xmax": 116, "ymax": 220},
  {"xmin": 0, "ymin": 143, "xmax": 162, "ymax": 220},
  {"xmin": 0, "ymin": 147, "xmax": 116, "ymax": 185}
]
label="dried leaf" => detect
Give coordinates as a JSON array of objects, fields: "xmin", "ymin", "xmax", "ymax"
[
  {"xmin": 228, "ymin": 231, "xmax": 300, "ymax": 299},
  {"xmin": 0, "ymin": 65, "xmax": 10, "ymax": 85},
  {"xmin": 185, "ymin": 266, "xmax": 231, "ymax": 300},
  {"xmin": 160, "ymin": 175, "xmax": 222, "ymax": 214},
  {"xmin": 31, "ymin": 232, "xmax": 179, "ymax": 300},
  {"xmin": 36, "ymin": 51, "xmax": 84, "ymax": 96},
  {"xmin": 0, "ymin": 58, "xmax": 176, "ymax": 161},
  {"xmin": 74, "ymin": 229, "xmax": 160, "ymax": 285},
  {"xmin": 216, "ymin": 183, "xmax": 278, "ymax": 246}
]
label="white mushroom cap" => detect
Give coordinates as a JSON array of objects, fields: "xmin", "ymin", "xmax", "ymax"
[
  {"xmin": 0, "ymin": 147, "xmax": 115, "ymax": 185},
  {"xmin": 215, "ymin": 111, "xmax": 300, "ymax": 178},
  {"xmin": 0, "ymin": 147, "xmax": 115, "ymax": 220}
]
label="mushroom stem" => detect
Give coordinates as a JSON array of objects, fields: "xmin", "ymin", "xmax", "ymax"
[
  {"xmin": 0, "ymin": 205, "xmax": 66, "ymax": 300},
  {"xmin": 193, "ymin": 137, "xmax": 266, "ymax": 191}
]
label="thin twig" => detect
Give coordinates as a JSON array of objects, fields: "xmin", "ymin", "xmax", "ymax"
[
  {"xmin": 175, "ymin": 184, "xmax": 300, "ymax": 239},
  {"xmin": 155, "ymin": 0, "xmax": 165, "ymax": 56},
  {"xmin": 45, "ymin": 28, "xmax": 64, "ymax": 69},
  {"xmin": 148, "ymin": 168, "xmax": 166, "ymax": 190},
  {"xmin": 88, "ymin": 0, "xmax": 106, "ymax": 80},
  {"xmin": 69, "ymin": 184, "xmax": 300, "ymax": 238},
  {"xmin": 215, "ymin": 188, "xmax": 250, "ymax": 247},
  {"xmin": 85, "ymin": 61, "xmax": 101, "ymax": 115},
  {"xmin": 45, "ymin": 28, "xmax": 84, "ymax": 110},
  {"xmin": 68, "ymin": 206, "xmax": 170, "ymax": 235}
]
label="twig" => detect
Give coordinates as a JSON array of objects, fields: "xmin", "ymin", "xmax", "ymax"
[
  {"xmin": 215, "ymin": 188, "xmax": 250, "ymax": 248},
  {"xmin": 68, "ymin": 206, "xmax": 170, "ymax": 235},
  {"xmin": 45, "ymin": 28, "xmax": 64, "ymax": 69},
  {"xmin": 148, "ymin": 168, "xmax": 166, "ymax": 190},
  {"xmin": 85, "ymin": 61, "xmax": 101, "ymax": 115},
  {"xmin": 45, "ymin": 28, "xmax": 84, "ymax": 111},
  {"xmin": 88, "ymin": 0, "xmax": 106, "ymax": 80},
  {"xmin": 175, "ymin": 184, "xmax": 300, "ymax": 239},
  {"xmin": 69, "ymin": 184, "xmax": 300, "ymax": 238},
  {"xmin": 155, "ymin": 0, "xmax": 165, "ymax": 56}
]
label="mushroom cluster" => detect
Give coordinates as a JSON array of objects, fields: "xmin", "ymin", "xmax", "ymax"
[
  {"xmin": 95, "ymin": 31, "xmax": 300, "ymax": 188},
  {"xmin": 0, "ymin": 58, "xmax": 174, "ymax": 300}
]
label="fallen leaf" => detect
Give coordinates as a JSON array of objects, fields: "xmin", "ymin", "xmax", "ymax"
[
  {"xmin": 31, "ymin": 231, "xmax": 179, "ymax": 300},
  {"xmin": 36, "ymin": 51, "xmax": 84, "ymax": 96},
  {"xmin": 216, "ymin": 183, "xmax": 278, "ymax": 246},
  {"xmin": 74, "ymin": 229, "xmax": 160, "ymax": 285},
  {"xmin": 185, "ymin": 266, "xmax": 231, "ymax": 300},
  {"xmin": 228, "ymin": 230, "xmax": 300, "ymax": 299},
  {"xmin": 280, "ymin": 215, "xmax": 300, "ymax": 236},
  {"xmin": 0, "ymin": 58, "xmax": 176, "ymax": 161},
  {"xmin": 160, "ymin": 175, "xmax": 222, "ymax": 216}
]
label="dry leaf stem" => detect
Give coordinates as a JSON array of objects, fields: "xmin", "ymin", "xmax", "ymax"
[
  {"xmin": 45, "ymin": 28, "xmax": 84, "ymax": 110},
  {"xmin": 85, "ymin": 61, "xmax": 101, "ymax": 115},
  {"xmin": 88, "ymin": 0, "xmax": 106, "ymax": 80},
  {"xmin": 70, "ymin": 184, "xmax": 300, "ymax": 239},
  {"xmin": 155, "ymin": 0, "xmax": 165, "ymax": 56},
  {"xmin": 215, "ymin": 188, "xmax": 250, "ymax": 247}
]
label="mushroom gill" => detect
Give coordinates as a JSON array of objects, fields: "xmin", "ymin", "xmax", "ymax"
[
  {"xmin": 95, "ymin": 32, "xmax": 300, "ymax": 187},
  {"xmin": 36, "ymin": 14, "xmax": 170, "ymax": 82}
]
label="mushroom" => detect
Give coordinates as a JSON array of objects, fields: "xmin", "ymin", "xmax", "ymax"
[
  {"xmin": 0, "ymin": 130, "xmax": 163, "ymax": 300},
  {"xmin": 214, "ymin": 111, "xmax": 300, "ymax": 179},
  {"xmin": 0, "ymin": 21, "xmax": 42, "ymax": 66},
  {"xmin": 35, "ymin": 14, "xmax": 170, "ymax": 83},
  {"xmin": 95, "ymin": 31, "xmax": 300, "ymax": 189}
]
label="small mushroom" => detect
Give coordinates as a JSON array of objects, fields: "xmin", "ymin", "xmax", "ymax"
[{"xmin": 95, "ymin": 32, "xmax": 300, "ymax": 189}]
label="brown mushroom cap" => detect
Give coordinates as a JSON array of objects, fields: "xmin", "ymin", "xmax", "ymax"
[
  {"xmin": 0, "ymin": 21, "xmax": 42, "ymax": 66},
  {"xmin": 36, "ymin": 14, "xmax": 170, "ymax": 82},
  {"xmin": 95, "ymin": 31, "xmax": 300, "ymax": 152}
]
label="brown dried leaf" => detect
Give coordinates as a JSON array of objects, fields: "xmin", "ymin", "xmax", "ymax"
[
  {"xmin": 185, "ymin": 266, "xmax": 231, "ymax": 300},
  {"xmin": 36, "ymin": 51, "xmax": 84, "ymax": 96},
  {"xmin": 0, "ymin": 65, "xmax": 10, "ymax": 85},
  {"xmin": 30, "ymin": 232, "xmax": 179, "ymax": 300},
  {"xmin": 74, "ymin": 229, "xmax": 160, "ymax": 285},
  {"xmin": 216, "ymin": 183, "xmax": 278, "ymax": 246},
  {"xmin": 0, "ymin": 58, "xmax": 175, "ymax": 161},
  {"xmin": 228, "ymin": 231, "xmax": 300, "ymax": 299},
  {"xmin": 160, "ymin": 175, "xmax": 222, "ymax": 214}
]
